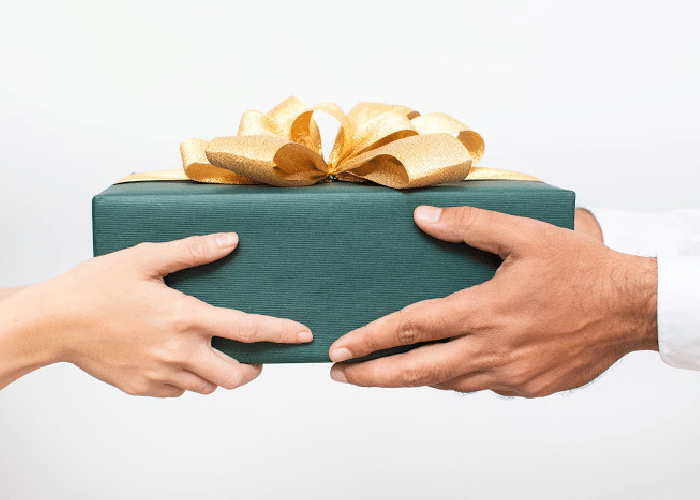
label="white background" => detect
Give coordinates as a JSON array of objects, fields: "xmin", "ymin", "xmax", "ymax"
[{"xmin": 1, "ymin": 1, "xmax": 699, "ymax": 498}]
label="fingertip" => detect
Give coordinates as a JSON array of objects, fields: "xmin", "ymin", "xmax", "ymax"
[
  {"xmin": 281, "ymin": 318, "xmax": 313, "ymax": 343},
  {"xmin": 214, "ymin": 232, "xmax": 239, "ymax": 249},
  {"xmin": 329, "ymin": 347, "xmax": 353, "ymax": 363},
  {"xmin": 222, "ymin": 367, "xmax": 259, "ymax": 390},
  {"xmin": 330, "ymin": 365, "xmax": 348, "ymax": 384},
  {"xmin": 297, "ymin": 330, "xmax": 314, "ymax": 343},
  {"xmin": 414, "ymin": 206, "xmax": 442, "ymax": 226},
  {"xmin": 329, "ymin": 323, "xmax": 374, "ymax": 361},
  {"xmin": 248, "ymin": 363, "xmax": 263, "ymax": 378},
  {"xmin": 246, "ymin": 364, "xmax": 263, "ymax": 384}
]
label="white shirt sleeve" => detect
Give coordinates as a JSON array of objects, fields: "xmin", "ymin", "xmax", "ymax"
[{"xmin": 593, "ymin": 208, "xmax": 700, "ymax": 370}]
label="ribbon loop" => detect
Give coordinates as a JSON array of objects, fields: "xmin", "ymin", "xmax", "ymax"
[
  {"xmin": 181, "ymin": 96, "xmax": 499, "ymax": 189},
  {"xmin": 341, "ymin": 134, "xmax": 472, "ymax": 188},
  {"xmin": 410, "ymin": 112, "xmax": 485, "ymax": 164},
  {"xmin": 117, "ymin": 96, "xmax": 540, "ymax": 186}
]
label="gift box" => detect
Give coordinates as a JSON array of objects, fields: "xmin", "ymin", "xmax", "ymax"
[{"xmin": 92, "ymin": 179, "xmax": 575, "ymax": 363}]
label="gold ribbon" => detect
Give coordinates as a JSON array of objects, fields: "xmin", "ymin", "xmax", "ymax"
[{"xmin": 119, "ymin": 96, "xmax": 538, "ymax": 188}]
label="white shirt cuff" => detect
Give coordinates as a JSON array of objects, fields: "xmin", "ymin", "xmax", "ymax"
[
  {"xmin": 657, "ymin": 256, "xmax": 700, "ymax": 370},
  {"xmin": 592, "ymin": 208, "xmax": 700, "ymax": 371}
]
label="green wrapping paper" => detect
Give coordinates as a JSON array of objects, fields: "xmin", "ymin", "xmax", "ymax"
[{"xmin": 92, "ymin": 180, "xmax": 575, "ymax": 364}]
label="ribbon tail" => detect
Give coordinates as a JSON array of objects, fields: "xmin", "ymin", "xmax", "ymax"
[
  {"xmin": 465, "ymin": 166, "xmax": 540, "ymax": 181},
  {"xmin": 115, "ymin": 168, "xmax": 190, "ymax": 184}
]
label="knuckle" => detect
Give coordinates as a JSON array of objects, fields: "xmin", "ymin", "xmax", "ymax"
[
  {"xmin": 234, "ymin": 315, "xmax": 257, "ymax": 343},
  {"xmin": 158, "ymin": 341, "xmax": 188, "ymax": 364},
  {"xmin": 194, "ymin": 381, "xmax": 216, "ymax": 395},
  {"xmin": 184, "ymin": 236, "xmax": 209, "ymax": 262},
  {"xmin": 494, "ymin": 345, "xmax": 514, "ymax": 367},
  {"xmin": 479, "ymin": 342, "xmax": 512, "ymax": 370},
  {"xmin": 166, "ymin": 304, "xmax": 197, "ymax": 333},
  {"xmin": 400, "ymin": 361, "xmax": 433, "ymax": 387},
  {"xmin": 504, "ymin": 366, "xmax": 530, "ymax": 389},
  {"xmin": 450, "ymin": 206, "xmax": 481, "ymax": 232},
  {"xmin": 396, "ymin": 313, "xmax": 421, "ymax": 346},
  {"xmin": 142, "ymin": 368, "xmax": 162, "ymax": 383},
  {"xmin": 493, "ymin": 389, "xmax": 518, "ymax": 398},
  {"xmin": 221, "ymin": 372, "xmax": 243, "ymax": 390},
  {"xmin": 122, "ymin": 386, "xmax": 139, "ymax": 396},
  {"xmin": 519, "ymin": 379, "xmax": 544, "ymax": 397},
  {"xmin": 122, "ymin": 381, "xmax": 149, "ymax": 396}
]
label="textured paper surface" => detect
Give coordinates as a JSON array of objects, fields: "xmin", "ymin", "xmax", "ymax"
[{"xmin": 92, "ymin": 180, "xmax": 575, "ymax": 363}]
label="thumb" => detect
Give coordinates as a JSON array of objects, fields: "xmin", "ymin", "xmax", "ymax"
[
  {"xmin": 414, "ymin": 206, "xmax": 537, "ymax": 258},
  {"xmin": 133, "ymin": 232, "xmax": 239, "ymax": 277}
]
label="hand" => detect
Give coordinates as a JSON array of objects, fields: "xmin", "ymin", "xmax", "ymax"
[
  {"xmin": 0, "ymin": 233, "xmax": 312, "ymax": 396},
  {"xmin": 328, "ymin": 206, "xmax": 657, "ymax": 397}
]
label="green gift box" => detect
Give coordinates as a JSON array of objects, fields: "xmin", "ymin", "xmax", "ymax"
[{"xmin": 92, "ymin": 179, "xmax": 575, "ymax": 364}]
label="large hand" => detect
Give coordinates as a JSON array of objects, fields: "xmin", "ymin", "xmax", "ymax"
[
  {"xmin": 0, "ymin": 233, "xmax": 312, "ymax": 395},
  {"xmin": 328, "ymin": 206, "xmax": 657, "ymax": 397}
]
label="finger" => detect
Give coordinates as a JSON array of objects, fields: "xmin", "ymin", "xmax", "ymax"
[
  {"xmin": 330, "ymin": 338, "xmax": 483, "ymax": 388},
  {"xmin": 430, "ymin": 372, "xmax": 499, "ymax": 394},
  {"xmin": 132, "ymin": 232, "xmax": 239, "ymax": 277},
  {"xmin": 167, "ymin": 370, "xmax": 218, "ymax": 395},
  {"xmin": 189, "ymin": 301, "xmax": 313, "ymax": 344},
  {"xmin": 145, "ymin": 384, "xmax": 186, "ymax": 398},
  {"xmin": 414, "ymin": 206, "xmax": 544, "ymax": 258},
  {"xmin": 186, "ymin": 347, "xmax": 262, "ymax": 389},
  {"xmin": 329, "ymin": 293, "xmax": 477, "ymax": 362}
]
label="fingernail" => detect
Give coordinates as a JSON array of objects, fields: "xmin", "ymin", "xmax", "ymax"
[
  {"xmin": 415, "ymin": 206, "xmax": 441, "ymax": 224},
  {"xmin": 330, "ymin": 347, "xmax": 353, "ymax": 363},
  {"xmin": 330, "ymin": 366, "xmax": 348, "ymax": 384},
  {"xmin": 297, "ymin": 330, "xmax": 313, "ymax": 343},
  {"xmin": 214, "ymin": 232, "xmax": 238, "ymax": 248}
]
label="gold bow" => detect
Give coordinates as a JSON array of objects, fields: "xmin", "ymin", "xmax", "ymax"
[{"xmin": 119, "ymin": 97, "xmax": 538, "ymax": 188}]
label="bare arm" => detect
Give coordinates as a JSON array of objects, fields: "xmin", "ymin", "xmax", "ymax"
[
  {"xmin": 0, "ymin": 232, "xmax": 312, "ymax": 395},
  {"xmin": 0, "ymin": 287, "xmax": 25, "ymax": 302}
]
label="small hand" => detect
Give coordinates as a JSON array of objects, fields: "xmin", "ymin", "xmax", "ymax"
[
  {"xmin": 0, "ymin": 233, "xmax": 312, "ymax": 396},
  {"xmin": 328, "ymin": 206, "xmax": 657, "ymax": 397}
]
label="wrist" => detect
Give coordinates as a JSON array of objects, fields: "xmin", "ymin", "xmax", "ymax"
[
  {"xmin": 610, "ymin": 253, "xmax": 658, "ymax": 353},
  {"xmin": 0, "ymin": 284, "xmax": 66, "ymax": 388}
]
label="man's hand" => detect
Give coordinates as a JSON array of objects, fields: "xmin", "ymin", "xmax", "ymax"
[
  {"xmin": 328, "ymin": 206, "xmax": 657, "ymax": 397},
  {"xmin": 0, "ymin": 232, "xmax": 312, "ymax": 395}
]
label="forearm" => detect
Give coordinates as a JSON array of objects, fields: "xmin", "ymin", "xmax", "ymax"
[
  {"xmin": 0, "ymin": 285, "xmax": 60, "ymax": 389},
  {"xmin": 0, "ymin": 286, "xmax": 26, "ymax": 302}
]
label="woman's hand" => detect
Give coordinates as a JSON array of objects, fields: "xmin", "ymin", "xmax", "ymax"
[{"xmin": 0, "ymin": 232, "xmax": 312, "ymax": 396}]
